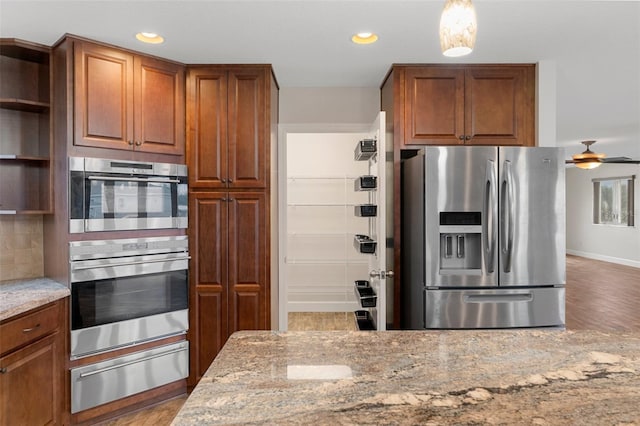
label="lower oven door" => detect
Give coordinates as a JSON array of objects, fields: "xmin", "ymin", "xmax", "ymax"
[
  {"xmin": 70, "ymin": 253, "xmax": 189, "ymax": 358},
  {"xmin": 70, "ymin": 341, "xmax": 188, "ymax": 413}
]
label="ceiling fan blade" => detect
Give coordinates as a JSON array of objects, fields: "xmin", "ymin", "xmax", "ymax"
[{"xmin": 601, "ymin": 159, "xmax": 640, "ymax": 164}]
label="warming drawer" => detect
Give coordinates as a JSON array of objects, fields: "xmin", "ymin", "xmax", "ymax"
[{"xmin": 70, "ymin": 341, "xmax": 188, "ymax": 413}]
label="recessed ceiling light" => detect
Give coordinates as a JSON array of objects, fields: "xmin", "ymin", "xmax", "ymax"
[
  {"xmin": 352, "ymin": 32, "xmax": 378, "ymax": 45},
  {"xmin": 136, "ymin": 32, "xmax": 164, "ymax": 44}
]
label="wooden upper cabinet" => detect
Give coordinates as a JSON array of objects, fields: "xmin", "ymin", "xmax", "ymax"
[
  {"xmin": 401, "ymin": 65, "xmax": 535, "ymax": 147},
  {"xmin": 135, "ymin": 56, "xmax": 185, "ymax": 155},
  {"xmin": 404, "ymin": 67, "xmax": 465, "ymax": 145},
  {"xmin": 464, "ymin": 66, "xmax": 534, "ymax": 146},
  {"xmin": 74, "ymin": 41, "xmax": 133, "ymax": 150},
  {"xmin": 187, "ymin": 68, "xmax": 228, "ymax": 188},
  {"xmin": 227, "ymin": 69, "xmax": 266, "ymax": 189},
  {"xmin": 187, "ymin": 66, "xmax": 267, "ymax": 189},
  {"xmin": 74, "ymin": 40, "xmax": 185, "ymax": 155}
]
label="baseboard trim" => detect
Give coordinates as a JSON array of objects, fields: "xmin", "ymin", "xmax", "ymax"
[{"xmin": 566, "ymin": 250, "xmax": 640, "ymax": 269}]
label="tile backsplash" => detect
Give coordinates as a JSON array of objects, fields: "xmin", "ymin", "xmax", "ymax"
[{"xmin": 0, "ymin": 215, "xmax": 44, "ymax": 282}]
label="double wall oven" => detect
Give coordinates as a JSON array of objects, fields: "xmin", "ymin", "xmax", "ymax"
[{"xmin": 67, "ymin": 157, "xmax": 190, "ymax": 414}]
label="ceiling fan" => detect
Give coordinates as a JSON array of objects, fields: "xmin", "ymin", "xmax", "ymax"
[{"xmin": 565, "ymin": 140, "xmax": 640, "ymax": 169}]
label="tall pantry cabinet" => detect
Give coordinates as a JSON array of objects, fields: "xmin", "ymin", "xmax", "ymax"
[{"xmin": 186, "ymin": 65, "xmax": 278, "ymax": 384}]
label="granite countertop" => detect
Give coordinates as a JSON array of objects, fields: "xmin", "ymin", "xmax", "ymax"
[
  {"xmin": 172, "ymin": 330, "xmax": 640, "ymax": 425},
  {"xmin": 0, "ymin": 278, "xmax": 70, "ymax": 321}
]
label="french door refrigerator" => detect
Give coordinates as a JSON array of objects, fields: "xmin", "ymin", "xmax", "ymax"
[{"xmin": 402, "ymin": 146, "xmax": 565, "ymax": 329}]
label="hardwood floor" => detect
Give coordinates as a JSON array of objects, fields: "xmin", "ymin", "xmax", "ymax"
[
  {"xmin": 565, "ymin": 255, "xmax": 640, "ymax": 331},
  {"xmin": 102, "ymin": 255, "xmax": 639, "ymax": 425},
  {"xmin": 288, "ymin": 311, "xmax": 357, "ymax": 331}
]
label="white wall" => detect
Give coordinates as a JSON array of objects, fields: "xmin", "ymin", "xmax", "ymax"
[
  {"xmin": 566, "ymin": 164, "xmax": 640, "ymax": 267},
  {"xmin": 285, "ymin": 133, "xmax": 370, "ymax": 312}
]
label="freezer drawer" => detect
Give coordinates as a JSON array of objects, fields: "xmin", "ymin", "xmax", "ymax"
[
  {"xmin": 424, "ymin": 288, "xmax": 565, "ymax": 329},
  {"xmin": 70, "ymin": 341, "xmax": 188, "ymax": 413}
]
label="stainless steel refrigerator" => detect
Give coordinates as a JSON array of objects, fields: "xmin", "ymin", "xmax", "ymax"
[{"xmin": 402, "ymin": 147, "xmax": 565, "ymax": 329}]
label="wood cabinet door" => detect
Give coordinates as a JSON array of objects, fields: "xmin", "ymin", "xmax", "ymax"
[
  {"xmin": 227, "ymin": 192, "xmax": 268, "ymax": 333},
  {"xmin": 74, "ymin": 41, "xmax": 134, "ymax": 150},
  {"xmin": 464, "ymin": 66, "xmax": 535, "ymax": 146},
  {"xmin": 189, "ymin": 192, "xmax": 228, "ymax": 381},
  {"xmin": 135, "ymin": 56, "xmax": 185, "ymax": 155},
  {"xmin": 404, "ymin": 67, "xmax": 465, "ymax": 146},
  {"xmin": 227, "ymin": 69, "xmax": 267, "ymax": 188},
  {"xmin": 187, "ymin": 68, "xmax": 228, "ymax": 189},
  {"xmin": 0, "ymin": 334, "xmax": 59, "ymax": 426}
]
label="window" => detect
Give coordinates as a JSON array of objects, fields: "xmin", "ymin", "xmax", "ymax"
[{"xmin": 593, "ymin": 175, "xmax": 635, "ymax": 226}]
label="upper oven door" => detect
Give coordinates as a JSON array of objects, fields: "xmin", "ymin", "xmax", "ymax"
[{"xmin": 69, "ymin": 157, "xmax": 188, "ymax": 233}]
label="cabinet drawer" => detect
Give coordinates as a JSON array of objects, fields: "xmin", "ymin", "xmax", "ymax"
[{"xmin": 0, "ymin": 303, "xmax": 59, "ymax": 356}]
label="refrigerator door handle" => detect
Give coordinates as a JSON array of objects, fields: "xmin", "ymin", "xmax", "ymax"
[
  {"xmin": 501, "ymin": 160, "xmax": 515, "ymax": 273},
  {"xmin": 483, "ymin": 159, "xmax": 496, "ymax": 273}
]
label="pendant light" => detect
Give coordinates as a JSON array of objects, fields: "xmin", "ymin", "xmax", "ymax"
[{"xmin": 439, "ymin": 0, "xmax": 477, "ymax": 57}]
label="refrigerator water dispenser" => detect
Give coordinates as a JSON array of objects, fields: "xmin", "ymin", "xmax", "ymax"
[{"xmin": 439, "ymin": 212, "xmax": 482, "ymax": 275}]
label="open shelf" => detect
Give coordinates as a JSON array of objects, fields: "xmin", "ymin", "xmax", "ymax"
[
  {"xmin": 0, "ymin": 39, "xmax": 50, "ymax": 63},
  {"xmin": 0, "ymin": 98, "xmax": 50, "ymax": 113},
  {"xmin": 0, "ymin": 38, "xmax": 52, "ymax": 214},
  {"xmin": 0, "ymin": 155, "xmax": 50, "ymax": 161}
]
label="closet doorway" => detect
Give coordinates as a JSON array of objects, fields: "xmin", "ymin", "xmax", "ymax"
[{"xmin": 278, "ymin": 125, "xmax": 372, "ymax": 330}]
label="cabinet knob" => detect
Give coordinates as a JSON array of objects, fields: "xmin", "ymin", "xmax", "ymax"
[
  {"xmin": 465, "ymin": 135, "xmax": 472, "ymax": 141},
  {"xmin": 135, "ymin": 140, "xmax": 142, "ymax": 146},
  {"xmin": 128, "ymin": 140, "xmax": 134, "ymax": 146},
  {"xmin": 228, "ymin": 178, "xmax": 233, "ymax": 183},
  {"xmin": 222, "ymin": 197, "xmax": 227, "ymax": 202},
  {"xmin": 221, "ymin": 178, "xmax": 227, "ymax": 184},
  {"xmin": 459, "ymin": 135, "xmax": 465, "ymax": 141},
  {"xmin": 228, "ymin": 197, "xmax": 234, "ymax": 202},
  {"xmin": 0, "ymin": 367, "xmax": 7, "ymax": 374}
]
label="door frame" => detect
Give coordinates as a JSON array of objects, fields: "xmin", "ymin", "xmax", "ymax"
[{"xmin": 277, "ymin": 123, "xmax": 372, "ymax": 331}]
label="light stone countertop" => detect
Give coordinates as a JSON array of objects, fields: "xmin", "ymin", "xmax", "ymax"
[
  {"xmin": 0, "ymin": 278, "xmax": 70, "ymax": 321},
  {"xmin": 172, "ymin": 330, "xmax": 640, "ymax": 425}
]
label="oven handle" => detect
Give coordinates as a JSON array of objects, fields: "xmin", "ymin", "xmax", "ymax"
[
  {"xmin": 72, "ymin": 255, "xmax": 191, "ymax": 271},
  {"xmin": 87, "ymin": 175, "xmax": 181, "ymax": 184},
  {"xmin": 78, "ymin": 347, "xmax": 187, "ymax": 378}
]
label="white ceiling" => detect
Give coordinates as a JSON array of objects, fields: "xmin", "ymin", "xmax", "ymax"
[{"xmin": 1, "ymin": 0, "xmax": 639, "ymax": 158}]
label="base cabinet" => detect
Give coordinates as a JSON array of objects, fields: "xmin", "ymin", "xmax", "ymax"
[
  {"xmin": 0, "ymin": 299, "xmax": 67, "ymax": 426},
  {"xmin": 0, "ymin": 335, "xmax": 58, "ymax": 426},
  {"xmin": 189, "ymin": 191, "xmax": 269, "ymax": 381}
]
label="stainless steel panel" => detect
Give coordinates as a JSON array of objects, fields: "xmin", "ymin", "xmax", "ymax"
[
  {"xmin": 401, "ymin": 152, "xmax": 426, "ymax": 329},
  {"xmin": 70, "ymin": 253, "xmax": 189, "ymax": 283},
  {"xmin": 424, "ymin": 146, "xmax": 498, "ymax": 287},
  {"xmin": 71, "ymin": 309, "xmax": 188, "ymax": 358},
  {"xmin": 69, "ymin": 235, "xmax": 188, "ymax": 260},
  {"xmin": 423, "ymin": 288, "xmax": 565, "ymax": 329},
  {"xmin": 81, "ymin": 216, "xmax": 188, "ymax": 232},
  {"xmin": 82, "ymin": 157, "xmax": 187, "ymax": 177},
  {"xmin": 498, "ymin": 148, "xmax": 566, "ymax": 286},
  {"xmin": 71, "ymin": 341, "xmax": 188, "ymax": 413}
]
